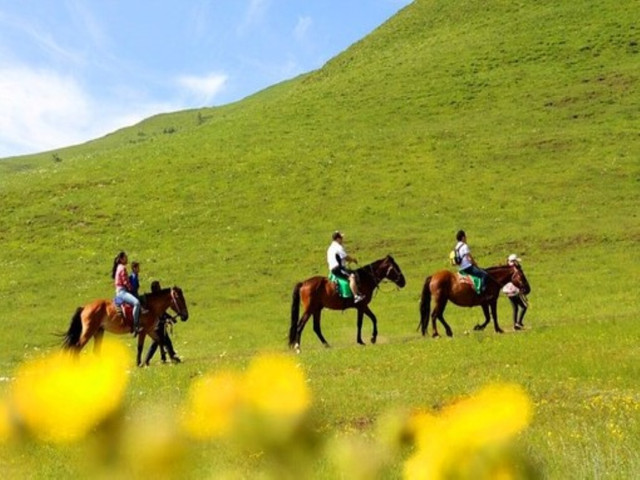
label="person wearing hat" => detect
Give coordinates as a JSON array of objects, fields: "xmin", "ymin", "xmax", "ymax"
[
  {"xmin": 326, "ymin": 231, "xmax": 365, "ymax": 303},
  {"xmin": 503, "ymin": 253, "xmax": 529, "ymax": 329}
]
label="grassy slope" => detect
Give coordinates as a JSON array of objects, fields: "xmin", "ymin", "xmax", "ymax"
[{"xmin": 1, "ymin": 0, "xmax": 639, "ymax": 477}]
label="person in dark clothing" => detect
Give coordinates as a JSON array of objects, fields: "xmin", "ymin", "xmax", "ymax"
[{"xmin": 143, "ymin": 280, "xmax": 181, "ymax": 365}]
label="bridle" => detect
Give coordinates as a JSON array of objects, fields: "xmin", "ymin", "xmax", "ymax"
[
  {"xmin": 365, "ymin": 259, "xmax": 404, "ymax": 293},
  {"xmin": 169, "ymin": 287, "xmax": 187, "ymax": 320}
]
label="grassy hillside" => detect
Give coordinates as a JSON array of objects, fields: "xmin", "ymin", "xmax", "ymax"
[{"xmin": 1, "ymin": 0, "xmax": 639, "ymax": 477}]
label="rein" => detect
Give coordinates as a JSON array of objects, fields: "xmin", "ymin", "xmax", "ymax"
[{"xmin": 359, "ymin": 261, "xmax": 398, "ymax": 294}]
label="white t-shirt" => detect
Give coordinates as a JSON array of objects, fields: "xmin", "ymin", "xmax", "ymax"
[
  {"xmin": 456, "ymin": 241, "xmax": 472, "ymax": 270},
  {"xmin": 327, "ymin": 241, "xmax": 347, "ymax": 270}
]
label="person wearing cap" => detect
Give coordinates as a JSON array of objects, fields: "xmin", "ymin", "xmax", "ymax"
[
  {"xmin": 326, "ymin": 231, "xmax": 365, "ymax": 303},
  {"xmin": 503, "ymin": 254, "xmax": 529, "ymax": 329}
]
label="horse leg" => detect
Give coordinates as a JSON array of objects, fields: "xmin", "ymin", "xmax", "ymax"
[
  {"xmin": 432, "ymin": 296, "xmax": 452, "ymax": 338},
  {"xmin": 93, "ymin": 328, "xmax": 105, "ymax": 355},
  {"xmin": 362, "ymin": 306, "xmax": 378, "ymax": 344},
  {"xmin": 76, "ymin": 312, "xmax": 103, "ymax": 352},
  {"xmin": 312, "ymin": 311, "xmax": 330, "ymax": 348},
  {"xmin": 137, "ymin": 333, "xmax": 147, "ymax": 367},
  {"xmin": 356, "ymin": 309, "xmax": 365, "ymax": 345},
  {"xmin": 475, "ymin": 304, "xmax": 491, "ymax": 330},
  {"xmin": 490, "ymin": 299, "xmax": 503, "ymax": 333},
  {"xmin": 293, "ymin": 311, "xmax": 312, "ymax": 353}
]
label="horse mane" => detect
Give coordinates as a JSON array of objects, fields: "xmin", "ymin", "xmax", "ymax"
[
  {"xmin": 355, "ymin": 255, "xmax": 396, "ymax": 277},
  {"xmin": 486, "ymin": 265, "xmax": 504, "ymax": 272},
  {"xmin": 144, "ymin": 287, "xmax": 172, "ymax": 298}
]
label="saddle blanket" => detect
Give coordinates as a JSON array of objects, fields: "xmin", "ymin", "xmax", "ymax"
[
  {"xmin": 329, "ymin": 273, "xmax": 353, "ymax": 299},
  {"xmin": 458, "ymin": 272, "xmax": 482, "ymax": 294}
]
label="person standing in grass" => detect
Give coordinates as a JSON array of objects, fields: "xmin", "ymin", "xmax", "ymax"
[
  {"xmin": 454, "ymin": 230, "xmax": 491, "ymax": 295},
  {"xmin": 503, "ymin": 253, "xmax": 529, "ymax": 329},
  {"xmin": 327, "ymin": 231, "xmax": 364, "ymax": 303},
  {"xmin": 144, "ymin": 280, "xmax": 181, "ymax": 364},
  {"xmin": 111, "ymin": 251, "xmax": 141, "ymax": 335}
]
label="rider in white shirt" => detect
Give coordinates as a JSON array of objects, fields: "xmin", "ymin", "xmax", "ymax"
[
  {"xmin": 327, "ymin": 231, "xmax": 364, "ymax": 303},
  {"xmin": 454, "ymin": 230, "xmax": 491, "ymax": 294}
]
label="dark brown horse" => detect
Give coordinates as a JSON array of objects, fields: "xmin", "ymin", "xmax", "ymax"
[
  {"xmin": 289, "ymin": 255, "xmax": 406, "ymax": 353},
  {"xmin": 62, "ymin": 286, "xmax": 189, "ymax": 366},
  {"xmin": 419, "ymin": 263, "xmax": 530, "ymax": 337}
]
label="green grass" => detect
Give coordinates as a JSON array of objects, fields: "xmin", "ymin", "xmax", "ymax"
[{"xmin": 1, "ymin": 0, "xmax": 639, "ymax": 477}]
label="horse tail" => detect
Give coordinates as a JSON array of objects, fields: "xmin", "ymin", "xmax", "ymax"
[
  {"xmin": 62, "ymin": 307, "xmax": 84, "ymax": 349},
  {"xmin": 289, "ymin": 282, "xmax": 303, "ymax": 347},
  {"xmin": 418, "ymin": 276, "xmax": 432, "ymax": 336}
]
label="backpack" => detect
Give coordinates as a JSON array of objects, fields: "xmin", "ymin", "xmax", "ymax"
[{"xmin": 449, "ymin": 245, "xmax": 463, "ymax": 266}]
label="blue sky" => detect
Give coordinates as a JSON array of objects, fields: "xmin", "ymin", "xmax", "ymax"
[{"xmin": 0, "ymin": 0, "xmax": 412, "ymax": 158}]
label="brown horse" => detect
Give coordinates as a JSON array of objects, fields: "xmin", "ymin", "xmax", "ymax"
[
  {"xmin": 419, "ymin": 263, "xmax": 530, "ymax": 337},
  {"xmin": 289, "ymin": 255, "xmax": 406, "ymax": 353},
  {"xmin": 62, "ymin": 286, "xmax": 189, "ymax": 366}
]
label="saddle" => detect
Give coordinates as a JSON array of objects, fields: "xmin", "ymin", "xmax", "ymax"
[
  {"xmin": 457, "ymin": 272, "xmax": 483, "ymax": 295},
  {"xmin": 113, "ymin": 297, "xmax": 135, "ymax": 329},
  {"xmin": 329, "ymin": 273, "xmax": 353, "ymax": 299}
]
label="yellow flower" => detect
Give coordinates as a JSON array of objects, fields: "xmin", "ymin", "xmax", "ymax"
[
  {"xmin": 181, "ymin": 370, "xmax": 242, "ymax": 439},
  {"xmin": 10, "ymin": 339, "xmax": 130, "ymax": 443},
  {"xmin": 440, "ymin": 383, "xmax": 532, "ymax": 449},
  {"xmin": 242, "ymin": 353, "xmax": 310, "ymax": 417},
  {"xmin": 404, "ymin": 384, "xmax": 533, "ymax": 480}
]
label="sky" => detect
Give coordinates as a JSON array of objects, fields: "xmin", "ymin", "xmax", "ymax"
[{"xmin": 0, "ymin": 0, "xmax": 412, "ymax": 158}]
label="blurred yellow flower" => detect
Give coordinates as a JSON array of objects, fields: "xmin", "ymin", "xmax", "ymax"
[
  {"xmin": 10, "ymin": 339, "xmax": 130, "ymax": 443},
  {"xmin": 404, "ymin": 384, "xmax": 533, "ymax": 480},
  {"xmin": 242, "ymin": 353, "xmax": 310, "ymax": 417},
  {"xmin": 181, "ymin": 371, "xmax": 242, "ymax": 439}
]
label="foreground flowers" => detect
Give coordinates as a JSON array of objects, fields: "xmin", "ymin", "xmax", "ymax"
[
  {"xmin": 6, "ymin": 339, "xmax": 130, "ymax": 443},
  {"xmin": 181, "ymin": 352, "xmax": 311, "ymax": 444},
  {"xmin": 1, "ymin": 346, "xmax": 538, "ymax": 478},
  {"xmin": 404, "ymin": 384, "xmax": 534, "ymax": 480}
]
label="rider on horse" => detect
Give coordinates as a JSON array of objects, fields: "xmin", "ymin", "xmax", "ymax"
[
  {"xmin": 111, "ymin": 251, "xmax": 141, "ymax": 334},
  {"xmin": 454, "ymin": 230, "xmax": 491, "ymax": 295},
  {"xmin": 326, "ymin": 231, "xmax": 364, "ymax": 303}
]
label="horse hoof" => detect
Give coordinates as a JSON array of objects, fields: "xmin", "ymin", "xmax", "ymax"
[
  {"xmin": 357, "ymin": 340, "xmax": 365, "ymax": 346},
  {"xmin": 294, "ymin": 343, "xmax": 301, "ymax": 354},
  {"xmin": 496, "ymin": 328, "xmax": 504, "ymax": 334},
  {"xmin": 171, "ymin": 356, "xmax": 182, "ymax": 363},
  {"xmin": 473, "ymin": 324, "xmax": 483, "ymax": 331},
  {"xmin": 432, "ymin": 333, "xmax": 440, "ymax": 339},
  {"xmin": 323, "ymin": 343, "xmax": 331, "ymax": 349},
  {"xmin": 371, "ymin": 337, "xmax": 377, "ymax": 344}
]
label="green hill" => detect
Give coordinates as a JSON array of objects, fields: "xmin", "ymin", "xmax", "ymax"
[{"xmin": 1, "ymin": 0, "xmax": 639, "ymax": 477}]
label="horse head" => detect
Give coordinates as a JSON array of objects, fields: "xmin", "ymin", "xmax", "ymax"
[
  {"xmin": 510, "ymin": 264, "xmax": 531, "ymax": 295},
  {"xmin": 170, "ymin": 286, "xmax": 189, "ymax": 321},
  {"xmin": 378, "ymin": 255, "xmax": 406, "ymax": 288}
]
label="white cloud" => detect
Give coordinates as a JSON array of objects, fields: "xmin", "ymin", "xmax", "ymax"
[
  {"xmin": 294, "ymin": 16, "xmax": 313, "ymax": 42},
  {"xmin": 0, "ymin": 65, "xmax": 179, "ymax": 157},
  {"xmin": 238, "ymin": 0, "xmax": 271, "ymax": 35},
  {"xmin": 0, "ymin": 67, "xmax": 91, "ymax": 156},
  {"xmin": 176, "ymin": 73, "xmax": 228, "ymax": 105}
]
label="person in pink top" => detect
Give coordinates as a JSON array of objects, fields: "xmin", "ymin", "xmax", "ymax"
[{"xmin": 111, "ymin": 251, "xmax": 141, "ymax": 334}]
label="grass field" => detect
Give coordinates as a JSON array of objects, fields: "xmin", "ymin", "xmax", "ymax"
[{"xmin": 1, "ymin": 0, "xmax": 639, "ymax": 478}]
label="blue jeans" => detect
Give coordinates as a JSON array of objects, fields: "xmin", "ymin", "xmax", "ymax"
[{"xmin": 116, "ymin": 289, "xmax": 141, "ymax": 327}]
